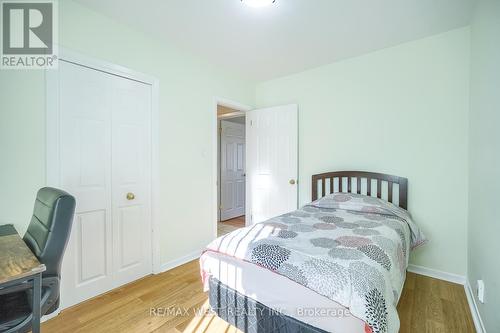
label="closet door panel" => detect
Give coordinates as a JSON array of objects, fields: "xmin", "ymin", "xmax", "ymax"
[
  {"xmin": 111, "ymin": 76, "xmax": 152, "ymax": 287},
  {"xmin": 59, "ymin": 61, "xmax": 114, "ymax": 308}
]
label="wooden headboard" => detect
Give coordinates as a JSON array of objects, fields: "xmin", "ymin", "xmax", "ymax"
[{"xmin": 312, "ymin": 171, "xmax": 408, "ymax": 209}]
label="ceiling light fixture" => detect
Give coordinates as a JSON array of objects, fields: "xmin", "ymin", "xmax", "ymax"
[{"xmin": 241, "ymin": 0, "xmax": 276, "ymax": 8}]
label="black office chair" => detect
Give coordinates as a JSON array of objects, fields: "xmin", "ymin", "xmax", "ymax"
[{"xmin": 0, "ymin": 188, "xmax": 76, "ymax": 333}]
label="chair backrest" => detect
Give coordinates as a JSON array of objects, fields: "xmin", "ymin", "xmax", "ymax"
[{"xmin": 23, "ymin": 187, "xmax": 76, "ymax": 277}]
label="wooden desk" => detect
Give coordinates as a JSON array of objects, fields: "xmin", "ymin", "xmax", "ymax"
[{"xmin": 0, "ymin": 225, "xmax": 46, "ymax": 333}]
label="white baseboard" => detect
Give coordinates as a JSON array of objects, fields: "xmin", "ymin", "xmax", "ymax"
[
  {"xmin": 157, "ymin": 248, "xmax": 204, "ymax": 274},
  {"xmin": 407, "ymin": 264, "xmax": 466, "ymax": 285},
  {"xmin": 465, "ymin": 280, "xmax": 487, "ymax": 333}
]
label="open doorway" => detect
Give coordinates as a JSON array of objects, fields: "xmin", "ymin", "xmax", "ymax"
[{"xmin": 217, "ymin": 105, "xmax": 246, "ymax": 236}]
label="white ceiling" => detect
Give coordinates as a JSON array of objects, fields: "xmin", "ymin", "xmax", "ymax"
[{"xmin": 75, "ymin": 0, "xmax": 476, "ymax": 81}]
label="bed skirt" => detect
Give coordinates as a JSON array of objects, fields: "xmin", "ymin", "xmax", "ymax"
[{"xmin": 208, "ymin": 277, "xmax": 328, "ymax": 333}]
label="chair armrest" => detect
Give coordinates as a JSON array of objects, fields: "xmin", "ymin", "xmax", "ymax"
[
  {"xmin": 0, "ymin": 276, "xmax": 59, "ymax": 296},
  {"xmin": 0, "ymin": 280, "xmax": 32, "ymax": 295},
  {"xmin": 0, "ymin": 224, "xmax": 17, "ymax": 236}
]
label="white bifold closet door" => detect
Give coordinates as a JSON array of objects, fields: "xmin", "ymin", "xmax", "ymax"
[
  {"xmin": 246, "ymin": 104, "xmax": 298, "ymax": 224},
  {"xmin": 58, "ymin": 60, "xmax": 152, "ymax": 308}
]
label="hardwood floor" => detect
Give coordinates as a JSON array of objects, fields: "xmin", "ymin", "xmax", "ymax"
[
  {"xmin": 43, "ymin": 260, "xmax": 475, "ymax": 333},
  {"xmin": 221, "ymin": 216, "xmax": 245, "ymax": 228},
  {"xmin": 217, "ymin": 216, "xmax": 245, "ymax": 237},
  {"xmin": 397, "ymin": 272, "xmax": 475, "ymax": 332}
]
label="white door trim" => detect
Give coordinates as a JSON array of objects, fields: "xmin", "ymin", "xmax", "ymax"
[
  {"xmin": 212, "ymin": 97, "xmax": 252, "ymax": 238},
  {"xmin": 45, "ymin": 48, "xmax": 161, "ymax": 281}
]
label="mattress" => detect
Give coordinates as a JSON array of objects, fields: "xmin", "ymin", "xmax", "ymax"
[{"xmin": 201, "ymin": 251, "xmax": 366, "ymax": 333}]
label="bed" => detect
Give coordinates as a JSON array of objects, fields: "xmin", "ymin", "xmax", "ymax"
[{"xmin": 200, "ymin": 171, "xmax": 426, "ymax": 333}]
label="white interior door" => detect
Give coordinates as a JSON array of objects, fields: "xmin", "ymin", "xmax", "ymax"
[
  {"xmin": 110, "ymin": 74, "xmax": 152, "ymax": 288},
  {"xmin": 59, "ymin": 61, "xmax": 114, "ymax": 306},
  {"xmin": 220, "ymin": 120, "xmax": 246, "ymax": 221},
  {"xmin": 58, "ymin": 60, "xmax": 152, "ymax": 308},
  {"xmin": 246, "ymin": 104, "xmax": 298, "ymax": 224}
]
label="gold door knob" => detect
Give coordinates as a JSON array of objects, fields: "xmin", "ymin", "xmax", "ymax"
[
  {"xmin": 126, "ymin": 192, "xmax": 135, "ymax": 200},
  {"xmin": 289, "ymin": 179, "xmax": 296, "ymax": 185}
]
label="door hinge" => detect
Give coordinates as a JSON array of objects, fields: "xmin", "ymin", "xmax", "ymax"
[
  {"xmin": 219, "ymin": 204, "xmax": 223, "ymax": 210},
  {"xmin": 219, "ymin": 126, "xmax": 222, "ymax": 134}
]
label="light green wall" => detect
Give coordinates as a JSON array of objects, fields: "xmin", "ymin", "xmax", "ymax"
[
  {"xmin": 256, "ymin": 28, "xmax": 470, "ymax": 275},
  {"xmin": 468, "ymin": 1, "xmax": 500, "ymax": 331},
  {"xmin": 0, "ymin": 0, "xmax": 255, "ymax": 265},
  {"xmin": 0, "ymin": 1, "xmax": 484, "ymax": 283},
  {"xmin": 0, "ymin": 71, "xmax": 46, "ymax": 234}
]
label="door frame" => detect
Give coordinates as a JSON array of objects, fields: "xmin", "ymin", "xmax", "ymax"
[
  {"xmin": 45, "ymin": 48, "xmax": 161, "ymax": 282},
  {"xmin": 212, "ymin": 98, "xmax": 252, "ymax": 237}
]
